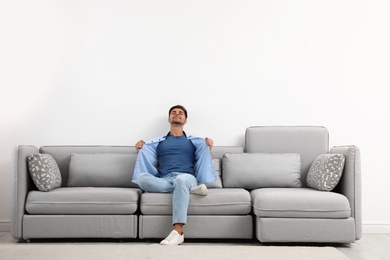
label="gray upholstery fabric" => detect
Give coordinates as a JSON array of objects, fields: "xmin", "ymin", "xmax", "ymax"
[
  {"xmin": 245, "ymin": 126, "xmax": 329, "ymax": 186},
  {"xmin": 140, "ymin": 188, "xmax": 251, "ymax": 215},
  {"xmin": 256, "ymin": 217, "xmax": 356, "ymax": 243},
  {"xmin": 11, "ymin": 142, "xmax": 361, "ymax": 243},
  {"xmin": 139, "ymin": 215, "xmax": 253, "ymax": 239},
  {"xmin": 26, "ymin": 187, "xmax": 141, "ymax": 214},
  {"xmin": 38, "ymin": 145, "xmax": 242, "ymax": 187},
  {"xmin": 210, "ymin": 146, "xmax": 244, "ymax": 159},
  {"xmin": 39, "ymin": 146, "xmax": 138, "ymax": 187},
  {"xmin": 306, "ymin": 154, "xmax": 345, "ymax": 191},
  {"xmin": 207, "ymin": 146, "xmax": 244, "ymax": 188},
  {"xmin": 23, "ymin": 215, "xmax": 138, "ymax": 239},
  {"xmin": 223, "ymin": 153, "xmax": 302, "ymax": 189},
  {"xmin": 331, "ymin": 145, "xmax": 362, "ymax": 240},
  {"xmin": 251, "ymin": 188, "xmax": 351, "ymax": 218},
  {"xmin": 27, "ymin": 153, "xmax": 62, "ymax": 192},
  {"xmin": 68, "ymin": 153, "xmax": 138, "ymax": 188},
  {"xmin": 11, "ymin": 145, "xmax": 38, "ymax": 239}
]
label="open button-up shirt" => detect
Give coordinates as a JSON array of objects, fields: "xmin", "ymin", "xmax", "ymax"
[{"xmin": 132, "ymin": 134, "xmax": 217, "ymax": 184}]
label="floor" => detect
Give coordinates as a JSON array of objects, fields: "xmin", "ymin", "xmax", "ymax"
[
  {"xmin": 1, "ymin": 232, "xmax": 389, "ymax": 260},
  {"xmin": 335, "ymin": 233, "xmax": 390, "ymax": 260}
]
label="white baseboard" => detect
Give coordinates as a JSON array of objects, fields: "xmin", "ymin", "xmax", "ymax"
[
  {"xmin": 362, "ymin": 223, "xmax": 390, "ymax": 233},
  {"xmin": 0, "ymin": 220, "xmax": 10, "ymax": 232}
]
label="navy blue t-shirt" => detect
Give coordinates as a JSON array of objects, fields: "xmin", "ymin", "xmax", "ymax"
[{"xmin": 156, "ymin": 134, "xmax": 196, "ymax": 177}]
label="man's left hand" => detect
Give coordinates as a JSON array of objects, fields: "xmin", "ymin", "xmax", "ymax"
[{"xmin": 205, "ymin": 137, "xmax": 214, "ymax": 150}]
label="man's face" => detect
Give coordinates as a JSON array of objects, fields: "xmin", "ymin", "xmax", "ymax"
[{"xmin": 168, "ymin": 108, "xmax": 187, "ymax": 126}]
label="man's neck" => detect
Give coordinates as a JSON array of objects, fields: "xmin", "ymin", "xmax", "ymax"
[{"xmin": 169, "ymin": 125, "xmax": 184, "ymax": 137}]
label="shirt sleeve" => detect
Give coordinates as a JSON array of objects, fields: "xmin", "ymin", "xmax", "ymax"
[
  {"xmin": 132, "ymin": 142, "xmax": 159, "ymax": 184},
  {"xmin": 191, "ymin": 137, "xmax": 217, "ymax": 184}
]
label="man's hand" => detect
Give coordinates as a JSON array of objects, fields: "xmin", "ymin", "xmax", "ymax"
[
  {"xmin": 205, "ymin": 137, "xmax": 214, "ymax": 150},
  {"xmin": 135, "ymin": 140, "xmax": 145, "ymax": 151}
]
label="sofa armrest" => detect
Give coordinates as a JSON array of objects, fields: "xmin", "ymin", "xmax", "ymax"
[
  {"xmin": 330, "ymin": 145, "xmax": 362, "ymax": 240},
  {"xmin": 11, "ymin": 145, "xmax": 38, "ymax": 240}
]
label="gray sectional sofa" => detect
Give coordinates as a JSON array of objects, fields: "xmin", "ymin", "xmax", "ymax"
[{"xmin": 11, "ymin": 126, "xmax": 361, "ymax": 243}]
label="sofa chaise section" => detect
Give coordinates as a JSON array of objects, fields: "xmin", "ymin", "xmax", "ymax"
[{"xmin": 245, "ymin": 126, "xmax": 361, "ymax": 243}]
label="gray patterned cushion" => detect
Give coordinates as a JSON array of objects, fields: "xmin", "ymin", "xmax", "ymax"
[
  {"xmin": 306, "ymin": 154, "xmax": 345, "ymax": 191},
  {"xmin": 28, "ymin": 153, "xmax": 62, "ymax": 192}
]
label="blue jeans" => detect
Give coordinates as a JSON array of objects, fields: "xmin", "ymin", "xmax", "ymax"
[{"xmin": 137, "ymin": 172, "xmax": 198, "ymax": 225}]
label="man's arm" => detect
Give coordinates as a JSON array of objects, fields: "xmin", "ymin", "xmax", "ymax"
[
  {"xmin": 134, "ymin": 138, "xmax": 213, "ymax": 151},
  {"xmin": 192, "ymin": 138, "xmax": 217, "ymax": 184},
  {"xmin": 132, "ymin": 142, "xmax": 159, "ymax": 184}
]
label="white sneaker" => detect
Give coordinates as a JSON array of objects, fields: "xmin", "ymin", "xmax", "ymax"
[
  {"xmin": 160, "ymin": 230, "xmax": 184, "ymax": 245},
  {"xmin": 190, "ymin": 184, "xmax": 208, "ymax": 196}
]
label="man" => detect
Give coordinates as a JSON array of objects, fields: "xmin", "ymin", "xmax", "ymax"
[{"xmin": 132, "ymin": 105, "xmax": 216, "ymax": 245}]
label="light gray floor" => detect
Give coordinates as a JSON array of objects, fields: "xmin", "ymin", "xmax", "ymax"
[
  {"xmin": 1, "ymin": 232, "xmax": 389, "ymax": 260},
  {"xmin": 336, "ymin": 234, "xmax": 390, "ymax": 260}
]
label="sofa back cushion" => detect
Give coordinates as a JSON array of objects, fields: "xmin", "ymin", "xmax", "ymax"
[
  {"xmin": 68, "ymin": 153, "xmax": 138, "ymax": 188},
  {"xmin": 39, "ymin": 145, "xmax": 244, "ymax": 187},
  {"xmin": 210, "ymin": 146, "xmax": 244, "ymax": 159},
  {"xmin": 206, "ymin": 146, "xmax": 243, "ymax": 188},
  {"xmin": 39, "ymin": 146, "xmax": 138, "ymax": 187},
  {"xmin": 245, "ymin": 126, "xmax": 329, "ymax": 187},
  {"xmin": 223, "ymin": 153, "xmax": 302, "ymax": 189}
]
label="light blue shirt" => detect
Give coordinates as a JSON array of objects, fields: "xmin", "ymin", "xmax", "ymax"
[{"xmin": 132, "ymin": 134, "xmax": 217, "ymax": 184}]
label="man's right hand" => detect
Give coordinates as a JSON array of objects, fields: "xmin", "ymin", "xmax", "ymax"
[{"xmin": 135, "ymin": 140, "xmax": 145, "ymax": 151}]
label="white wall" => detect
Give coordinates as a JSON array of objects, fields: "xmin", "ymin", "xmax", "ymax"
[{"xmin": 1, "ymin": 0, "xmax": 389, "ymax": 232}]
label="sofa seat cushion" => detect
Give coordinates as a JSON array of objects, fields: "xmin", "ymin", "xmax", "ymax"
[
  {"xmin": 26, "ymin": 187, "xmax": 142, "ymax": 215},
  {"xmin": 251, "ymin": 188, "xmax": 351, "ymax": 218},
  {"xmin": 140, "ymin": 188, "xmax": 251, "ymax": 215}
]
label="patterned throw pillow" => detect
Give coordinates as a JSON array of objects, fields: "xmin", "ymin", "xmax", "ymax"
[
  {"xmin": 306, "ymin": 154, "xmax": 345, "ymax": 191},
  {"xmin": 28, "ymin": 153, "xmax": 62, "ymax": 192}
]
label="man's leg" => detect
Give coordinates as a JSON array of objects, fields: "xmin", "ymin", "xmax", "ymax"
[
  {"xmin": 171, "ymin": 173, "xmax": 198, "ymax": 232},
  {"xmin": 159, "ymin": 173, "xmax": 197, "ymax": 245},
  {"xmin": 137, "ymin": 172, "xmax": 174, "ymax": 193}
]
